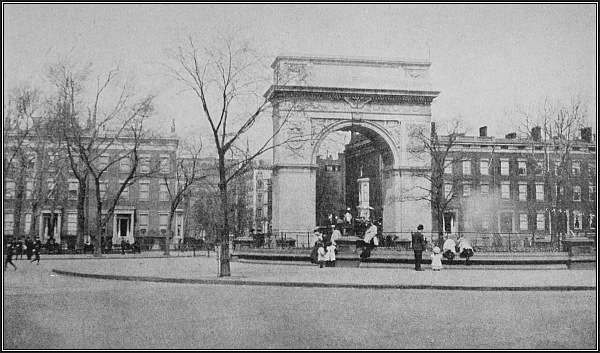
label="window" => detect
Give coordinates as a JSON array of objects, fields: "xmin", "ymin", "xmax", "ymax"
[
  {"xmin": 480, "ymin": 159, "xmax": 489, "ymax": 176},
  {"xmin": 573, "ymin": 185, "xmax": 581, "ymax": 201},
  {"xmin": 47, "ymin": 178, "xmax": 55, "ymax": 199},
  {"xmin": 462, "ymin": 159, "xmax": 471, "ymax": 175},
  {"xmin": 24, "ymin": 213, "xmax": 32, "ymax": 234},
  {"xmin": 482, "ymin": 214, "xmax": 490, "ymax": 230},
  {"xmin": 536, "ymin": 213, "xmax": 545, "ymax": 231},
  {"xmin": 120, "ymin": 180, "xmax": 129, "ymax": 200},
  {"xmin": 519, "ymin": 214, "xmax": 528, "ymax": 231},
  {"xmin": 590, "ymin": 214, "xmax": 596, "ymax": 230},
  {"xmin": 5, "ymin": 181, "xmax": 15, "ymax": 199},
  {"xmin": 573, "ymin": 211, "xmax": 582, "ymax": 230},
  {"xmin": 139, "ymin": 212, "xmax": 149, "ymax": 230},
  {"xmin": 553, "ymin": 159, "xmax": 562, "ymax": 176},
  {"xmin": 257, "ymin": 193, "xmax": 263, "ymax": 205},
  {"xmin": 99, "ymin": 181, "xmax": 108, "ymax": 199},
  {"xmin": 444, "ymin": 183, "xmax": 453, "ymax": 198},
  {"xmin": 572, "ymin": 161, "xmax": 581, "ymax": 176},
  {"xmin": 67, "ymin": 212, "xmax": 77, "ymax": 235},
  {"xmin": 4, "ymin": 213, "xmax": 14, "ymax": 233},
  {"xmin": 462, "ymin": 182, "xmax": 471, "ymax": 197},
  {"xmin": 47, "ymin": 152, "xmax": 57, "ymax": 171},
  {"xmin": 500, "ymin": 159, "xmax": 509, "ymax": 175},
  {"xmin": 518, "ymin": 183, "xmax": 527, "ymax": 201},
  {"xmin": 535, "ymin": 183, "xmax": 544, "ymax": 201},
  {"xmin": 589, "ymin": 185, "xmax": 596, "ymax": 201},
  {"xmin": 120, "ymin": 157, "xmax": 131, "ymax": 173},
  {"xmin": 139, "ymin": 181, "xmax": 150, "ymax": 201},
  {"xmin": 159, "ymin": 182, "xmax": 169, "ymax": 201},
  {"xmin": 444, "ymin": 159, "xmax": 453, "ymax": 175},
  {"xmin": 517, "ymin": 160, "xmax": 527, "ymax": 175},
  {"xmin": 535, "ymin": 160, "xmax": 544, "ymax": 175},
  {"xmin": 25, "ymin": 180, "xmax": 33, "ymax": 199},
  {"xmin": 501, "ymin": 182, "xmax": 510, "ymax": 199},
  {"xmin": 159, "ymin": 213, "xmax": 169, "ymax": 230},
  {"xmin": 68, "ymin": 180, "xmax": 78, "ymax": 200},
  {"xmin": 257, "ymin": 208, "xmax": 263, "ymax": 218},
  {"xmin": 140, "ymin": 155, "xmax": 151, "ymax": 173},
  {"xmin": 160, "ymin": 155, "xmax": 170, "ymax": 174},
  {"xmin": 480, "ymin": 183, "xmax": 489, "ymax": 196}
]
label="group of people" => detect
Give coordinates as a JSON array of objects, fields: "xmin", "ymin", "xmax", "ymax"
[
  {"xmin": 412, "ymin": 225, "xmax": 475, "ymax": 271},
  {"xmin": 310, "ymin": 224, "xmax": 342, "ymax": 268},
  {"xmin": 4, "ymin": 238, "xmax": 42, "ymax": 271}
]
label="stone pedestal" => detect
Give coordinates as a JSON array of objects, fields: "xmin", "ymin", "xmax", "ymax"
[{"xmin": 335, "ymin": 236, "xmax": 361, "ymax": 267}]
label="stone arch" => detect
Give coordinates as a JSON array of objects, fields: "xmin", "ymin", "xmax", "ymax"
[{"xmin": 310, "ymin": 119, "xmax": 401, "ymax": 170}]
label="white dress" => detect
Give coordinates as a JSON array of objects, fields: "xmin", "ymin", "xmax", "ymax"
[{"xmin": 431, "ymin": 253, "xmax": 443, "ymax": 270}]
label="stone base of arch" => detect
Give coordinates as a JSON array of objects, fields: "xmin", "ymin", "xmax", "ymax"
[{"xmin": 271, "ymin": 165, "xmax": 431, "ymax": 245}]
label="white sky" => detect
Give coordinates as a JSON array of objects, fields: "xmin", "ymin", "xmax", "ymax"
[{"xmin": 3, "ymin": 4, "xmax": 597, "ymax": 157}]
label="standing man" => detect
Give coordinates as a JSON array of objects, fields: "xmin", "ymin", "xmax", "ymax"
[
  {"xmin": 4, "ymin": 242, "xmax": 17, "ymax": 271},
  {"xmin": 412, "ymin": 224, "xmax": 427, "ymax": 271}
]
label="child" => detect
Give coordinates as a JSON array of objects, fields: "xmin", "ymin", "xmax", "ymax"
[
  {"xmin": 325, "ymin": 242, "xmax": 336, "ymax": 267},
  {"xmin": 431, "ymin": 246, "xmax": 443, "ymax": 271},
  {"xmin": 317, "ymin": 241, "xmax": 327, "ymax": 268}
]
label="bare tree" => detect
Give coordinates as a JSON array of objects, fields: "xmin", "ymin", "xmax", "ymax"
[
  {"xmin": 166, "ymin": 35, "xmax": 307, "ymax": 277},
  {"xmin": 162, "ymin": 137, "xmax": 206, "ymax": 255},
  {"xmin": 58, "ymin": 65, "xmax": 155, "ymax": 256},
  {"xmin": 514, "ymin": 96, "xmax": 589, "ymax": 240},
  {"xmin": 410, "ymin": 120, "xmax": 467, "ymax": 246}
]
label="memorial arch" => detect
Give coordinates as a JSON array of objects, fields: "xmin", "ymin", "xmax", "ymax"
[{"xmin": 265, "ymin": 56, "xmax": 439, "ymax": 243}]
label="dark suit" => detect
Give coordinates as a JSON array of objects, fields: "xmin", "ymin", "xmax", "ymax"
[{"xmin": 411, "ymin": 231, "xmax": 426, "ymax": 270}]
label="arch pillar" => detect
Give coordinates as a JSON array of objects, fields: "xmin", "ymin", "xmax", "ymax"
[{"xmin": 271, "ymin": 164, "xmax": 317, "ymax": 237}]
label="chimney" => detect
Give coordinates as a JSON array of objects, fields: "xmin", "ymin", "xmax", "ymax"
[
  {"xmin": 531, "ymin": 126, "xmax": 541, "ymax": 141},
  {"xmin": 581, "ymin": 127, "xmax": 592, "ymax": 143},
  {"xmin": 505, "ymin": 132, "xmax": 517, "ymax": 139},
  {"xmin": 479, "ymin": 126, "xmax": 487, "ymax": 137}
]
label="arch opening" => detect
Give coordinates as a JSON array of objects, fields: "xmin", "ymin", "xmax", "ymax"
[{"xmin": 312, "ymin": 121, "xmax": 398, "ymax": 237}]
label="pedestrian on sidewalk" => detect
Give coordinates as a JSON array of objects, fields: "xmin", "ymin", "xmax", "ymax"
[
  {"xmin": 458, "ymin": 234, "xmax": 474, "ymax": 266},
  {"xmin": 430, "ymin": 246, "xmax": 443, "ymax": 271},
  {"xmin": 4, "ymin": 243, "xmax": 17, "ymax": 271},
  {"xmin": 360, "ymin": 220, "xmax": 378, "ymax": 259},
  {"xmin": 411, "ymin": 224, "xmax": 427, "ymax": 271},
  {"xmin": 325, "ymin": 241, "xmax": 336, "ymax": 267},
  {"xmin": 25, "ymin": 237, "xmax": 33, "ymax": 260},
  {"xmin": 317, "ymin": 241, "xmax": 327, "ymax": 268},
  {"xmin": 30, "ymin": 246, "xmax": 40, "ymax": 265}
]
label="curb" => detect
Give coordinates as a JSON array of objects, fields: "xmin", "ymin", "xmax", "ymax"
[{"xmin": 51, "ymin": 269, "xmax": 596, "ymax": 292}]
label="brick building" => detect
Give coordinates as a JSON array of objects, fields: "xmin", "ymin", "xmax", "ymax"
[
  {"xmin": 343, "ymin": 126, "xmax": 597, "ymax": 244},
  {"xmin": 4, "ymin": 130, "xmax": 180, "ymax": 250}
]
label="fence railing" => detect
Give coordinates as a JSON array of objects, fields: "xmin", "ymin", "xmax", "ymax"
[{"xmin": 234, "ymin": 230, "xmax": 597, "ymax": 253}]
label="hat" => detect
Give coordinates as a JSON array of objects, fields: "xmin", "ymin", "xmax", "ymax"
[
  {"xmin": 433, "ymin": 246, "xmax": 440, "ymax": 254},
  {"xmin": 417, "ymin": 224, "xmax": 424, "ymax": 230}
]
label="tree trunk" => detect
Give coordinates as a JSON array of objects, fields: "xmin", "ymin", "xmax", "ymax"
[
  {"xmin": 94, "ymin": 180, "xmax": 103, "ymax": 257},
  {"xmin": 165, "ymin": 210, "xmax": 174, "ymax": 256},
  {"xmin": 76, "ymin": 178, "xmax": 87, "ymax": 249},
  {"xmin": 13, "ymin": 172, "xmax": 25, "ymax": 239},
  {"xmin": 217, "ymin": 152, "xmax": 231, "ymax": 277}
]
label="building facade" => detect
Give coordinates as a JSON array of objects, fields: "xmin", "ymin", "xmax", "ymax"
[
  {"xmin": 4, "ymin": 130, "xmax": 181, "ymax": 250},
  {"xmin": 439, "ymin": 127, "xmax": 596, "ymax": 241}
]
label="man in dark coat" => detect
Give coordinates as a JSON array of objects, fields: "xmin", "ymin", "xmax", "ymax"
[{"xmin": 411, "ymin": 224, "xmax": 427, "ymax": 271}]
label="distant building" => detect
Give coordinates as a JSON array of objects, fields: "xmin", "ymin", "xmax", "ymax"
[
  {"xmin": 439, "ymin": 126, "xmax": 596, "ymax": 241},
  {"xmin": 315, "ymin": 154, "xmax": 346, "ymax": 225}
]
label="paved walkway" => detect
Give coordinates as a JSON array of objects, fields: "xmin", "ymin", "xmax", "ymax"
[{"xmin": 46, "ymin": 255, "xmax": 597, "ymax": 291}]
